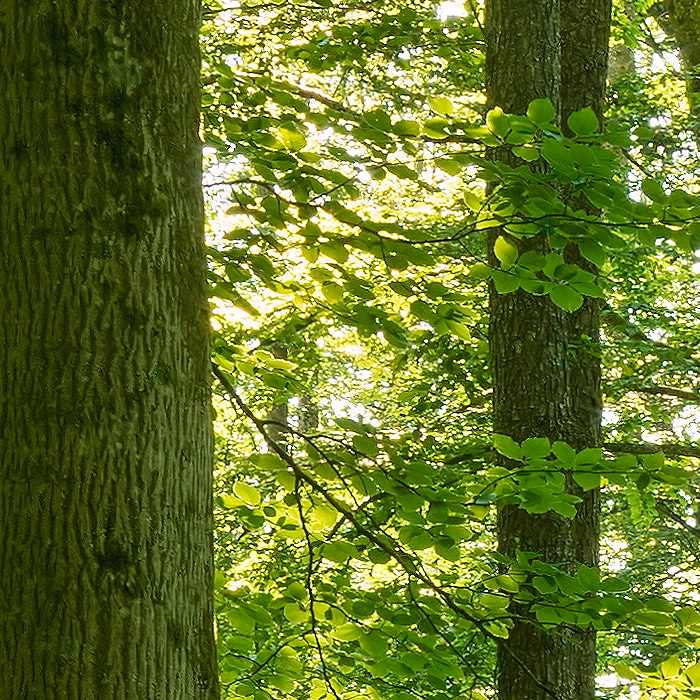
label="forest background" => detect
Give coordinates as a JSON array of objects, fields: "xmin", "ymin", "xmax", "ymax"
[
  {"xmin": 3, "ymin": 0, "xmax": 700, "ymax": 698},
  {"xmin": 204, "ymin": 0, "xmax": 700, "ymax": 698}
]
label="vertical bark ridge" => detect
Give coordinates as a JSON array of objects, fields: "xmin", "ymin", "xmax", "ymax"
[
  {"xmin": 485, "ymin": 0, "xmax": 609, "ymax": 697},
  {"xmin": 0, "ymin": 2, "xmax": 219, "ymax": 698},
  {"xmin": 559, "ymin": 5, "xmax": 611, "ymax": 692}
]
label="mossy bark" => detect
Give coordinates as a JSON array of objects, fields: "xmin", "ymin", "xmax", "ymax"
[{"xmin": 0, "ymin": 2, "xmax": 219, "ymax": 698}]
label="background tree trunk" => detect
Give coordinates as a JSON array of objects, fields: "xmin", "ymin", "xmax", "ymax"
[
  {"xmin": 485, "ymin": 0, "xmax": 609, "ymax": 697},
  {"xmin": 664, "ymin": 0, "xmax": 700, "ymax": 122},
  {"xmin": 0, "ymin": 2, "xmax": 219, "ymax": 698}
]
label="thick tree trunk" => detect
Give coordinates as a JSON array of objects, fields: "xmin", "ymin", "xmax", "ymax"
[
  {"xmin": 485, "ymin": 0, "xmax": 609, "ymax": 698},
  {"xmin": 0, "ymin": 2, "xmax": 219, "ymax": 699}
]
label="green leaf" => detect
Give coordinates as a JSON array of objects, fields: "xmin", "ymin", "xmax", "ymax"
[
  {"xmin": 641, "ymin": 451, "xmax": 664, "ymax": 470},
  {"xmin": 567, "ymin": 107, "xmax": 599, "ymax": 136},
  {"xmin": 685, "ymin": 663, "xmax": 700, "ymax": 687},
  {"xmin": 634, "ymin": 611, "xmax": 675, "ymax": 629},
  {"xmin": 660, "ymin": 655, "xmax": 681, "ymax": 678},
  {"xmin": 541, "ymin": 138, "xmax": 575, "ymax": 171},
  {"xmin": 214, "ymin": 570, "xmax": 225, "ymax": 590},
  {"xmin": 551, "ymin": 500, "xmax": 578, "ymax": 518},
  {"xmin": 250, "ymin": 452, "xmax": 287, "ymax": 471},
  {"xmin": 487, "ymin": 107, "xmax": 511, "ymax": 137},
  {"xmin": 333, "ymin": 623, "xmax": 363, "ymax": 641},
  {"xmin": 401, "ymin": 652, "xmax": 426, "ymax": 671},
  {"xmin": 394, "ymin": 119, "xmax": 420, "ymax": 136},
  {"xmin": 352, "ymin": 434, "xmax": 379, "ymax": 456},
  {"xmin": 577, "ymin": 564, "xmax": 600, "ymax": 591},
  {"xmin": 614, "ymin": 662, "xmax": 638, "ymax": 681},
  {"xmin": 492, "ymin": 270, "xmax": 521, "ymax": 294},
  {"xmin": 494, "ymin": 434, "xmax": 523, "ymax": 460},
  {"xmin": 577, "ymin": 239, "xmax": 606, "ymax": 267},
  {"xmin": 549, "ymin": 285, "xmax": 583, "ymax": 311},
  {"xmin": 364, "ymin": 109, "xmax": 392, "ymax": 132},
  {"xmin": 469, "ymin": 262, "xmax": 492, "ymax": 279},
  {"xmin": 423, "ymin": 118, "xmax": 449, "ymax": 139},
  {"xmin": 359, "ymin": 632, "xmax": 388, "ymax": 658},
  {"xmin": 571, "ymin": 280, "xmax": 604, "ymax": 298},
  {"xmin": 268, "ymin": 674, "xmax": 296, "ymax": 693},
  {"xmin": 322, "ymin": 541, "xmax": 357, "ymax": 562},
  {"xmin": 286, "ymin": 581, "xmax": 307, "ymax": 600},
  {"xmin": 435, "ymin": 157, "xmax": 462, "ymax": 175},
  {"xmin": 572, "ymin": 472, "xmax": 600, "ymax": 491},
  {"xmin": 535, "ymin": 605, "xmax": 562, "ymax": 624},
  {"xmin": 320, "ymin": 240, "xmax": 349, "ymax": 263},
  {"xmin": 233, "ymin": 482, "xmax": 261, "ymax": 506},
  {"xmin": 552, "ymin": 441, "xmax": 576, "ymax": 464},
  {"xmin": 227, "ymin": 609, "xmax": 255, "ymax": 634},
  {"xmin": 445, "ymin": 319, "xmax": 472, "ymax": 341},
  {"xmin": 527, "ymin": 98, "xmax": 556, "ymax": 125},
  {"xmin": 641, "ymin": 178, "xmax": 666, "ymax": 203},
  {"xmin": 352, "ymin": 600, "xmax": 375, "ymax": 618},
  {"xmin": 494, "ymin": 236, "xmax": 518, "ymax": 269},
  {"xmin": 532, "ymin": 576, "xmax": 557, "ymax": 594},
  {"xmin": 512, "ymin": 145, "xmax": 540, "ymax": 161},
  {"xmin": 600, "ymin": 576, "xmax": 629, "ymax": 592},
  {"xmin": 321, "ymin": 282, "xmax": 344, "ymax": 304},
  {"xmin": 427, "ymin": 96, "xmax": 454, "ymax": 115},
  {"xmin": 522, "ymin": 437, "xmax": 551, "ymax": 459},
  {"xmin": 386, "ymin": 163, "xmax": 419, "ymax": 181},
  {"xmin": 219, "ymin": 493, "xmax": 243, "ymax": 508},
  {"xmin": 575, "ymin": 448, "xmax": 603, "ymax": 466},
  {"xmin": 283, "ymin": 603, "xmax": 308, "ymax": 623},
  {"xmin": 434, "ymin": 540, "xmax": 461, "ymax": 561},
  {"xmin": 313, "ymin": 505, "xmax": 339, "ymax": 528},
  {"xmin": 479, "ymin": 593, "xmax": 510, "ymax": 610},
  {"xmin": 277, "ymin": 127, "xmax": 307, "ymax": 150}
]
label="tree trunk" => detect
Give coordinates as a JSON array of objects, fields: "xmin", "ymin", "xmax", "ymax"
[
  {"xmin": 485, "ymin": 0, "xmax": 609, "ymax": 697},
  {"xmin": 265, "ymin": 345, "xmax": 290, "ymax": 447},
  {"xmin": 664, "ymin": 0, "xmax": 700, "ymax": 122},
  {"xmin": 560, "ymin": 1, "xmax": 610, "ymax": 695},
  {"xmin": 0, "ymin": 2, "xmax": 219, "ymax": 699}
]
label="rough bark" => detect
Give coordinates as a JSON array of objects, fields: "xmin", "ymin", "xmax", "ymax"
[
  {"xmin": 561, "ymin": 0, "xmax": 612, "ymax": 122},
  {"xmin": 560, "ymin": 1, "xmax": 610, "ymax": 696},
  {"xmin": 485, "ymin": 0, "xmax": 609, "ymax": 697},
  {"xmin": 664, "ymin": 0, "xmax": 700, "ymax": 121},
  {"xmin": 0, "ymin": 2, "xmax": 219, "ymax": 699},
  {"xmin": 484, "ymin": 0, "xmax": 561, "ymax": 117}
]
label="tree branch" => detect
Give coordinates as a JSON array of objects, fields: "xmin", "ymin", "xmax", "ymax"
[
  {"xmin": 625, "ymin": 385, "xmax": 700, "ymax": 403},
  {"xmin": 602, "ymin": 442, "xmax": 700, "ymax": 458}
]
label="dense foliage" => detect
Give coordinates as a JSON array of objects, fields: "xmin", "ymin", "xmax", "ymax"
[{"xmin": 201, "ymin": 1, "xmax": 700, "ymax": 698}]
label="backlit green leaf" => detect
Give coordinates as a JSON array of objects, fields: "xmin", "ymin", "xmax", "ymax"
[
  {"xmin": 527, "ymin": 98, "xmax": 556, "ymax": 125},
  {"xmin": 567, "ymin": 107, "xmax": 599, "ymax": 135},
  {"xmin": 494, "ymin": 236, "xmax": 518, "ymax": 269}
]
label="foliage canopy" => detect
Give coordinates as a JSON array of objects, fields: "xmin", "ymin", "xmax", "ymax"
[{"xmin": 201, "ymin": 1, "xmax": 700, "ymax": 698}]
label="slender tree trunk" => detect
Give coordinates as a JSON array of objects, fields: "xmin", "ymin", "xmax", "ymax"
[
  {"xmin": 0, "ymin": 2, "xmax": 219, "ymax": 698},
  {"xmin": 265, "ymin": 345, "xmax": 290, "ymax": 447},
  {"xmin": 664, "ymin": 0, "xmax": 700, "ymax": 122},
  {"xmin": 485, "ymin": 0, "xmax": 609, "ymax": 697}
]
